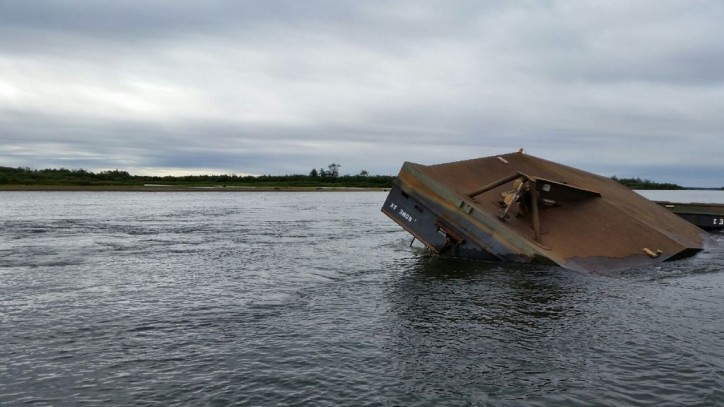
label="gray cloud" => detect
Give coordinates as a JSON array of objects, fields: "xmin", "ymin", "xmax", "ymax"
[{"xmin": 1, "ymin": 1, "xmax": 723, "ymax": 186}]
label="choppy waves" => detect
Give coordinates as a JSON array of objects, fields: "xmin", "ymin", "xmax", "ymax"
[{"xmin": 1, "ymin": 192, "xmax": 723, "ymax": 406}]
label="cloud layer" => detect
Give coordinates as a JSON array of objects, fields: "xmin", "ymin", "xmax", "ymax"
[{"xmin": 1, "ymin": 1, "xmax": 723, "ymax": 186}]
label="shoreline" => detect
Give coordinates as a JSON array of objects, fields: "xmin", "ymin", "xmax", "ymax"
[{"xmin": 0, "ymin": 185, "xmax": 390, "ymax": 192}]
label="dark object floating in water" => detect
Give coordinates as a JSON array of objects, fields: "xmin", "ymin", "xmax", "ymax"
[
  {"xmin": 381, "ymin": 151, "xmax": 708, "ymax": 273},
  {"xmin": 654, "ymin": 201, "xmax": 724, "ymax": 231}
]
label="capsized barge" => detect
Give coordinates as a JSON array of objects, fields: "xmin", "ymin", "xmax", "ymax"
[{"xmin": 381, "ymin": 152, "xmax": 707, "ymax": 273}]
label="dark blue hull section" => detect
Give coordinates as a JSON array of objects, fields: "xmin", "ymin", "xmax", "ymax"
[{"xmin": 382, "ymin": 184, "xmax": 499, "ymax": 261}]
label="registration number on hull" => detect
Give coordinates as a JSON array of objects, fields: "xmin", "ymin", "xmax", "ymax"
[{"xmin": 388, "ymin": 202, "xmax": 415, "ymax": 223}]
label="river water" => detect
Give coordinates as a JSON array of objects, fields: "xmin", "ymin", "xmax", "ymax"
[
  {"xmin": 1, "ymin": 191, "xmax": 722, "ymax": 406},
  {"xmin": 635, "ymin": 190, "xmax": 724, "ymax": 204}
]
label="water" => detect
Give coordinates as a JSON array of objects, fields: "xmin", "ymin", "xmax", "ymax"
[
  {"xmin": 1, "ymin": 191, "xmax": 723, "ymax": 406},
  {"xmin": 635, "ymin": 190, "xmax": 724, "ymax": 204}
]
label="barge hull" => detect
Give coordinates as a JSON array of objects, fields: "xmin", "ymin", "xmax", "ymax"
[
  {"xmin": 382, "ymin": 152, "xmax": 707, "ymax": 273},
  {"xmin": 655, "ymin": 202, "xmax": 724, "ymax": 230}
]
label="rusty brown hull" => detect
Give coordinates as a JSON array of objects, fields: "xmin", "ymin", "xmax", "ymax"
[{"xmin": 381, "ymin": 152, "xmax": 707, "ymax": 273}]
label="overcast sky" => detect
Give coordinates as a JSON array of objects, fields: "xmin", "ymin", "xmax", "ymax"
[{"xmin": 1, "ymin": 1, "xmax": 723, "ymax": 186}]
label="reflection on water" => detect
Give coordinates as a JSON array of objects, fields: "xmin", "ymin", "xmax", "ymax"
[
  {"xmin": 385, "ymin": 257, "xmax": 592, "ymax": 403},
  {"xmin": 384, "ymin": 253, "xmax": 724, "ymax": 405},
  {"xmin": 0, "ymin": 191, "xmax": 723, "ymax": 406}
]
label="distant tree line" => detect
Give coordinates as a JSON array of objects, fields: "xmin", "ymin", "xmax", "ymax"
[
  {"xmin": 0, "ymin": 164, "xmax": 395, "ymax": 188},
  {"xmin": 610, "ymin": 176, "xmax": 684, "ymax": 190},
  {"xmin": 1, "ymin": 165, "xmax": 700, "ymax": 190}
]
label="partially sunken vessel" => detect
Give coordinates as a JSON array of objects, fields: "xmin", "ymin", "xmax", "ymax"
[{"xmin": 381, "ymin": 151, "xmax": 707, "ymax": 273}]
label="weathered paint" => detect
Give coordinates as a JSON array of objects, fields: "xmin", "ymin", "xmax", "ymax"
[
  {"xmin": 654, "ymin": 201, "xmax": 724, "ymax": 230},
  {"xmin": 381, "ymin": 152, "xmax": 708, "ymax": 273}
]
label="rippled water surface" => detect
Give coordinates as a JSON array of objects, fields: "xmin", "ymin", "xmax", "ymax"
[{"xmin": 1, "ymin": 191, "xmax": 723, "ymax": 406}]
